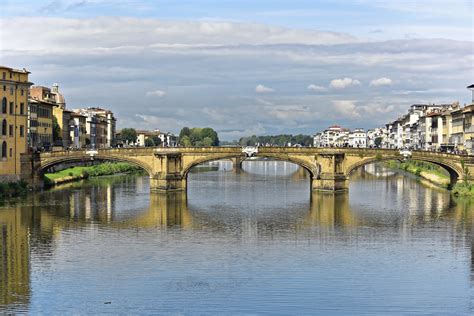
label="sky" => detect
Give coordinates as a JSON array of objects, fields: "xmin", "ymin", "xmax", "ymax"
[{"xmin": 1, "ymin": 0, "xmax": 473, "ymax": 140}]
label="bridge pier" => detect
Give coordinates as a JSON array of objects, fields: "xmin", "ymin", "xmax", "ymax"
[
  {"xmin": 231, "ymin": 157, "xmax": 243, "ymax": 173},
  {"xmin": 150, "ymin": 175, "xmax": 186, "ymax": 192},
  {"xmin": 313, "ymin": 152, "xmax": 349, "ymax": 192},
  {"xmin": 311, "ymin": 174, "xmax": 349, "ymax": 192},
  {"xmin": 150, "ymin": 152, "xmax": 187, "ymax": 191}
]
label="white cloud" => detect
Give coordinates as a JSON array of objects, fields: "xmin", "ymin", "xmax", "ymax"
[
  {"xmin": 0, "ymin": 17, "xmax": 357, "ymax": 52},
  {"xmin": 307, "ymin": 84, "xmax": 327, "ymax": 92},
  {"xmin": 134, "ymin": 114, "xmax": 187, "ymax": 131},
  {"xmin": 146, "ymin": 90, "xmax": 167, "ymax": 97},
  {"xmin": 255, "ymin": 84, "xmax": 274, "ymax": 93},
  {"xmin": 329, "ymin": 78, "xmax": 361, "ymax": 89},
  {"xmin": 0, "ymin": 16, "xmax": 471, "ymax": 139},
  {"xmin": 370, "ymin": 77, "xmax": 392, "ymax": 87},
  {"xmin": 331, "ymin": 100, "xmax": 360, "ymax": 118}
]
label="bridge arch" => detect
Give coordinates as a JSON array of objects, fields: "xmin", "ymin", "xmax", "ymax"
[
  {"xmin": 183, "ymin": 154, "xmax": 245, "ymax": 178},
  {"xmin": 182, "ymin": 153, "xmax": 318, "ymax": 179},
  {"xmin": 346, "ymin": 156, "xmax": 463, "ymax": 185}
]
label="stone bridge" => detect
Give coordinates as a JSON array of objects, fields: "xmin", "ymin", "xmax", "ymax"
[{"xmin": 20, "ymin": 147, "xmax": 474, "ymax": 192}]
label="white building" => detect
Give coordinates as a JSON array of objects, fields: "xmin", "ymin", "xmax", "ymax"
[{"xmin": 348, "ymin": 128, "xmax": 367, "ymax": 148}]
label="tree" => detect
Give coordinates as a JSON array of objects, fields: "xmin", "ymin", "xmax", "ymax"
[
  {"xmin": 144, "ymin": 138, "xmax": 155, "ymax": 147},
  {"xmin": 201, "ymin": 137, "xmax": 213, "ymax": 146},
  {"xmin": 179, "ymin": 127, "xmax": 191, "ymax": 141},
  {"xmin": 180, "ymin": 135, "xmax": 192, "ymax": 147},
  {"xmin": 52, "ymin": 116, "xmax": 62, "ymax": 144},
  {"xmin": 374, "ymin": 137, "xmax": 383, "ymax": 148},
  {"xmin": 201, "ymin": 127, "xmax": 219, "ymax": 146},
  {"xmin": 151, "ymin": 135, "xmax": 162, "ymax": 147},
  {"xmin": 178, "ymin": 127, "xmax": 219, "ymax": 147},
  {"xmin": 121, "ymin": 128, "xmax": 137, "ymax": 145}
]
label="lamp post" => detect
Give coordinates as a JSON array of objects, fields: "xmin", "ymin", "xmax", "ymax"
[{"xmin": 468, "ymin": 84, "xmax": 474, "ymax": 104}]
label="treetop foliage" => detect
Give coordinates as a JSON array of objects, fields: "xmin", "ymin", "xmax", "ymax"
[{"xmin": 178, "ymin": 127, "xmax": 219, "ymax": 147}]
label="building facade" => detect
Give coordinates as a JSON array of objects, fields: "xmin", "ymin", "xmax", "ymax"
[
  {"xmin": 0, "ymin": 66, "xmax": 32, "ymax": 180},
  {"xmin": 73, "ymin": 107, "xmax": 116, "ymax": 148}
]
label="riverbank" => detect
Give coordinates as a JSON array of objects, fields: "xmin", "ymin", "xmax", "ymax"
[
  {"xmin": 0, "ymin": 181, "xmax": 28, "ymax": 199},
  {"xmin": 384, "ymin": 160, "xmax": 474, "ymax": 197},
  {"xmin": 44, "ymin": 162, "xmax": 143, "ymax": 186}
]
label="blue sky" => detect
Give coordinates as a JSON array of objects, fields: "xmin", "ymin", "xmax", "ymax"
[{"xmin": 1, "ymin": 0, "xmax": 473, "ymax": 139}]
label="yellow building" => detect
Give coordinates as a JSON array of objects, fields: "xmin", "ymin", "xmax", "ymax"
[
  {"xmin": 463, "ymin": 104, "xmax": 474, "ymax": 154},
  {"xmin": 450, "ymin": 107, "xmax": 465, "ymax": 150},
  {"xmin": 28, "ymin": 98, "xmax": 54, "ymax": 150},
  {"xmin": 30, "ymin": 85, "xmax": 72, "ymax": 149},
  {"xmin": 0, "ymin": 66, "xmax": 32, "ymax": 181}
]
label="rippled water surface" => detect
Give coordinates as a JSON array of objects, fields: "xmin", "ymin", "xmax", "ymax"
[{"xmin": 0, "ymin": 161, "xmax": 473, "ymax": 314}]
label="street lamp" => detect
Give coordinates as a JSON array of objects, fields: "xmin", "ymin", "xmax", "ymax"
[{"xmin": 468, "ymin": 84, "xmax": 474, "ymax": 104}]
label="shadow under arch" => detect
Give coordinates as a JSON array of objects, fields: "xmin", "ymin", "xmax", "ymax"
[
  {"xmin": 346, "ymin": 156, "xmax": 462, "ymax": 185},
  {"xmin": 183, "ymin": 154, "xmax": 319, "ymax": 182}
]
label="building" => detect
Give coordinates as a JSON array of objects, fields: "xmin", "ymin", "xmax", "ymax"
[
  {"xmin": 463, "ymin": 104, "xmax": 474, "ymax": 155},
  {"xmin": 27, "ymin": 98, "xmax": 54, "ymax": 150},
  {"xmin": 133, "ymin": 130, "xmax": 177, "ymax": 147},
  {"xmin": 29, "ymin": 84, "xmax": 71, "ymax": 149},
  {"xmin": 0, "ymin": 66, "xmax": 33, "ymax": 181},
  {"xmin": 73, "ymin": 107, "xmax": 116, "ymax": 148},
  {"xmin": 314, "ymin": 125, "xmax": 350, "ymax": 147},
  {"xmin": 366, "ymin": 128, "xmax": 386, "ymax": 148},
  {"xmin": 70, "ymin": 112, "xmax": 87, "ymax": 149},
  {"xmin": 157, "ymin": 130, "xmax": 177, "ymax": 147},
  {"xmin": 348, "ymin": 128, "xmax": 367, "ymax": 148}
]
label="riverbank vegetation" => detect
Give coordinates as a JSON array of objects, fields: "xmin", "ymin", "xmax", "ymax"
[
  {"xmin": 384, "ymin": 160, "xmax": 474, "ymax": 197},
  {"xmin": 0, "ymin": 181, "xmax": 28, "ymax": 198},
  {"xmin": 44, "ymin": 162, "xmax": 143, "ymax": 186}
]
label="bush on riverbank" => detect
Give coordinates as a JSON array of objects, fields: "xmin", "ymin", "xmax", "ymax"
[
  {"xmin": 452, "ymin": 183, "xmax": 474, "ymax": 197},
  {"xmin": 44, "ymin": 162, "xmax": 143, "ymax": 186},
  {"xmin": 0, "ymin": 181, "xmax": 28, "ymax": 198},
  {"xmin": 384, "ymin": 160, "xmax": 451, "ymax": 187}
]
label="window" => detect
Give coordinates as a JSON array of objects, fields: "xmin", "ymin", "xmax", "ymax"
[
  {"xmin": 20, "ymin": 125, "xmax": 24, "ymax": 137},
  {"xmin": 20, "ymin": 103, "xmax": 24, "ymax": 115},
  {"xmin": 1, "ymin": 141, "xmax": 6, "ymax": 158},
  {"xmin": 1, "ymin": 119, "xmax": 6, "ymax": 135},
  {"xmin": 21, "ymin": 89, "xmax": 24, "ymax": 96},
  {"xmin": 9, "ymin": 87, "xmax": 13, "ymax": 95},
  {"xmin": 1, "ymin": 97, "xmax": 6, "ymax": 113},
  {"xmin": 9, "ymin": 125, "xmax": 12, "ymax": 136},
  {"xmin": 2, "ymin": 72, "xmax": 5, "ymax": 80},
  {"xmin": 2, "ymin": 86, "xmax": 5, "ymax": 91},
  {"xmin": 9, "ymin": 148, "xmax": 12, "ymax": 157},
  {"xmin": 9, "ymin": 102, "xmax": 13, "ymax": 114}
]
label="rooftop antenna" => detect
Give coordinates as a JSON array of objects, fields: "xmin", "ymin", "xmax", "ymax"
[{"xmin": 467, "ymin": 84, "xmax": 474, "ymax": 104}]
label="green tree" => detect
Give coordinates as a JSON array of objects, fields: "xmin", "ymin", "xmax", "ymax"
[
  {"xmin": 201, "ymin": 127, "xmax": 219, "ymax": 146},
  {"xmin": 144, "ymin": 138, "xmax": 155, "ymax": 147},
  {"xmin": 52, "ymin": 116, "xmax": 62, "ymax": 144},
  {"xmin": 201, "ymin": 137, "xmax": 214, "ymax": 146},
  {"xmin": 189, "ymin": 128, "xmax": 202, "ymax": 145},
  {"xmin": 151, "ymin": 135, "xmax": 162, "ymax": 146},
  {"xmin": 374, "ymin": 137, "xmax": 383, "ymax": 148},
  {"xmin": 179, "ymin": 127, "xmax": 191, "ymax": 140},
  {"xmin": 120, "ymin": 128, "xmax": 137, "ymax": 145},
  {"xmin": 180, "ymin": 135, "xmax": 192, "ymax": 147}
]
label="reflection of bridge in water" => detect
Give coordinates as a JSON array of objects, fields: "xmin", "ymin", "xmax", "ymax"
[{"xmin": 1, "ymin": 172, "xmax": 473, "ymax": 309}]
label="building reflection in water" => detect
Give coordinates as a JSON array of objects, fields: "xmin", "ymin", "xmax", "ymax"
[
  {"xmin": 0, "ymin": 205, "xmax": 31, "ymax": 310},
  {"xmin": 0, "ymin": 166, "xmax": 473, "ymax": 310}
]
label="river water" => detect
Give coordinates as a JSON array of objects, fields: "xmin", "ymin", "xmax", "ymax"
[{"xmin": 0, "ymin": 161, "xmax": 473, "ymax": 314}]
